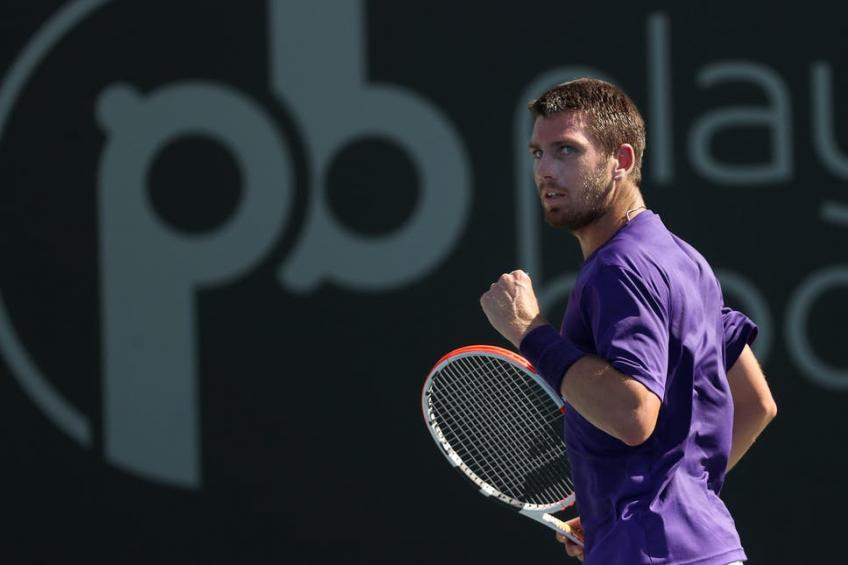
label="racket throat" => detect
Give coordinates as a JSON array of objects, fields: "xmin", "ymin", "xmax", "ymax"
[{"xmin": 519, "ymin": 507, "xmax": 584, "ymax": 547}]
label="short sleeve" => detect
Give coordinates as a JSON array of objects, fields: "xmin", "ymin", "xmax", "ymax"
[
  {"xmin": 582, "ymin": 265, "xmax": 669, "ymax": 400},
  {"xmin": 722, "ymin": 307, "xmax": 758, "ymax": 371}
]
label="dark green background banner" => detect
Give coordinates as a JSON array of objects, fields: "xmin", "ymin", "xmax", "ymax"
[{"xmin": 0, "ymin": 1, "xmax": 844, "ymax": 563}]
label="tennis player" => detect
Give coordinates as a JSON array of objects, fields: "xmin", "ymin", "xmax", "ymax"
[{"xmin": 480, "ymin": 78, "xmax": 777, "ymax": 564}]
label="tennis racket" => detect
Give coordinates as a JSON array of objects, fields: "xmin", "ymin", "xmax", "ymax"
[{"xmin": 421, "ymin": 344, "xmax": 583, "ymax": 546}]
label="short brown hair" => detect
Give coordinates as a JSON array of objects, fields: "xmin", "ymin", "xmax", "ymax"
[{"xmin": 528, "ymin": 78, "xmax": 646, "ymax": 186}]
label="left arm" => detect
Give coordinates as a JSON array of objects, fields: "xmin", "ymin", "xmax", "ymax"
[{"xmin": 725, "ymin": 344, "xmax": 777, "ymax": 471}]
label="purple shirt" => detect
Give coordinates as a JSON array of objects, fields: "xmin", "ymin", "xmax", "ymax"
[{"xmin": 522, "ymin": 211, "xmax": 756, "ymax": 565}]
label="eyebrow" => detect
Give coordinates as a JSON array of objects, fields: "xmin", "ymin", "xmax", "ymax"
[{"xmin": 528, "ymin": 137, "xmax": 585, "ymax": 150}]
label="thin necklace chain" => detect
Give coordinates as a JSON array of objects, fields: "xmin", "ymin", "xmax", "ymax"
[{"xmin": 625, "ymin": 205, "xmax": 647, "ymax": 222}]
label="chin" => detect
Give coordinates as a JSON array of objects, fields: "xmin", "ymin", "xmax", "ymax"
[
  {"xmin": 545, "ymin": 208, "xmax": 601, "ymax": 231},
  {"xmin": 543, "ymin": 209, "xmax": 571, "ymax": 229}
]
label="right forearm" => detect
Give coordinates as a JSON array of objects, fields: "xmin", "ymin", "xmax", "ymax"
[
  {"xmin": 520, "ymin": 325, "xmax": 661, "ymax": 447},
  {"xmin": 561, "ymin": 355, "xmax": 661, "ymax": 447}
]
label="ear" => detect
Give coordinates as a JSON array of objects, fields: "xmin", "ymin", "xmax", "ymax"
[{"xmin": 613, "ymin": 144, "xmax": 636, "ymax": 181}]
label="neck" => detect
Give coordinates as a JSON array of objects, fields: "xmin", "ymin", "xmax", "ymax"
[{"xmin": 573, "ymin": 184, "xmax": 647, "ymax": 259}]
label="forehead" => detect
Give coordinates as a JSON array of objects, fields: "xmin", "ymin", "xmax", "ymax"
[{"xmin": 530, "ymin": 111, "xmax": 593, "ymax": 146}]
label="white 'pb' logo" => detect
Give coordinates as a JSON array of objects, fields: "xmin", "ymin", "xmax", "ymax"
[{"xmin": 0, "ymin": 0, "xmax": 471, "ymax": 488}]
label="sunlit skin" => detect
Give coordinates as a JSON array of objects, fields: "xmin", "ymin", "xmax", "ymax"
[
  {"xmin": 527, "ymin": 110, "xmax": 645, "ymax": 260},
  {"xmin": 482, "ymin": 110, "xmax": 661, "ymax": 437},
  {"xmin": 481, "ymin": 109, "xmax": 777, "ymax": 562},
  {"xmin": 479, "ymin": 112, "xmax": 659, "ymax": 559},
  {"xmin": 478, "ymin": 114, "xmax": 658, "ymax": 558},
  {"xmin": 482, "ymin": 110, "xmax": 649, "ymax": 351}
]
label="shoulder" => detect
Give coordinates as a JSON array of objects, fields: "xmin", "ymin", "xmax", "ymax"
[
  {"xmin": 575, "ymin": 244, "xmax": 674, "ymax": 324},
  {"xmin": 589, "ymin": 244, "xmax": 671, "ymax": 294}
]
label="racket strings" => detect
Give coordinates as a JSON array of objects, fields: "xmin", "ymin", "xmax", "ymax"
[
  {"xmin": 431, "ymin": 385, "xmax": 546, "ymax": 504},
  {"xmin": 428, "ymin": 354, "xmax": 574, "ymax": 506},
  {"xmin": 492, "ymin": 358, "xmax": 575, "ymax": 496},
  {"xmin": 432, "ymin": 363, "xmax": 569, "ymax": 505},
  {"xmin": 470, "ymin": 357, "xmax": 575, "ymax": 497},
  {"xmin": 434, "ymin": 362, "xmax": 552, "ymax": 498},
  {"xmin": 458, "ymin": 357, "xmax": 573, "ymax": 502},
  {"xmin": 433, "ymin": 370, "xmax": 538, "ymax": 498}
]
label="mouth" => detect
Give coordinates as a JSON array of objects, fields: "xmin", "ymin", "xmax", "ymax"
[{"xmin": 542, "ymin": 190, "xmax": 567, "ymax": 202}]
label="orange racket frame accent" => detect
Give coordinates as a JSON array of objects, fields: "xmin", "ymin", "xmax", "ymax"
[{"xmin": 431, "ymin": 344, "xmax": 538, "ymax": 374}]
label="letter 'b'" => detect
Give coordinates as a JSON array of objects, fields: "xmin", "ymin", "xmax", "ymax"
[{"xmin": 271, "ymin": 0, "xmax": 472, "ymax": 292}]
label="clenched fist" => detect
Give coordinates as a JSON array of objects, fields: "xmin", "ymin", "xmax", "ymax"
[{"xmin": 480, "ymin": 270, "xmax": 548, "ymax": 348}]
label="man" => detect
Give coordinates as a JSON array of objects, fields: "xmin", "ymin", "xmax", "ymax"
[{"xmin": 479, "ymin": 78, "xmax": 777, "ymax": 564}]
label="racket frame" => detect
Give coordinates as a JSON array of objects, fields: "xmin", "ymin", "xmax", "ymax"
[{"xmin": 422, "ymin": 345, "xmax": 583, "ymax": 546}]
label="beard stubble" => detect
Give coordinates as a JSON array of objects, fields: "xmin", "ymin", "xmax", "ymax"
[{"xmin": 543, "ymin": 165, "xmax": 613, "ymax": 231}]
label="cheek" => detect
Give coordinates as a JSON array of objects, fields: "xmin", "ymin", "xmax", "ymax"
[
  {"xmin": 546, "ymin": 161, "xmax": 569, "ymax": 180},
  {"xmin": 558, "ymin": 164, "xmax": 579, "ymax": 184}
]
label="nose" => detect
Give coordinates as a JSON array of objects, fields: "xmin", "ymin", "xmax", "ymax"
[{"xmin": 535, "ymin": 152, "xmax": 555, "ymax": 184}]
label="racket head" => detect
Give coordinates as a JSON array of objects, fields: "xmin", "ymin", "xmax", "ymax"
[{"xmin": 421, "ymin": 345, "xmax": 575, "ymax": 514}]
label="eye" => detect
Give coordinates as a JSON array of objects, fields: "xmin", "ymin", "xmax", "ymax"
[
  {"xmin": 530, "ymin": 149, "xmax": 543, "ymax": 160},
  {"xmin": 560, "ymin": 145, "xmax": 577, "ymax": 155}
]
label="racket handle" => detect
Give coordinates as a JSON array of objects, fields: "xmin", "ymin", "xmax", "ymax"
[{"xmin": 542, "ymin": 514, "xmax": 585, "ymax": 547}]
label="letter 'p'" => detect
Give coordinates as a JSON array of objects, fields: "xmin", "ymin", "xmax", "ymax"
[{"xmin": 96, "ymin": 82, "xmax": 292, "ymax": 487}]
